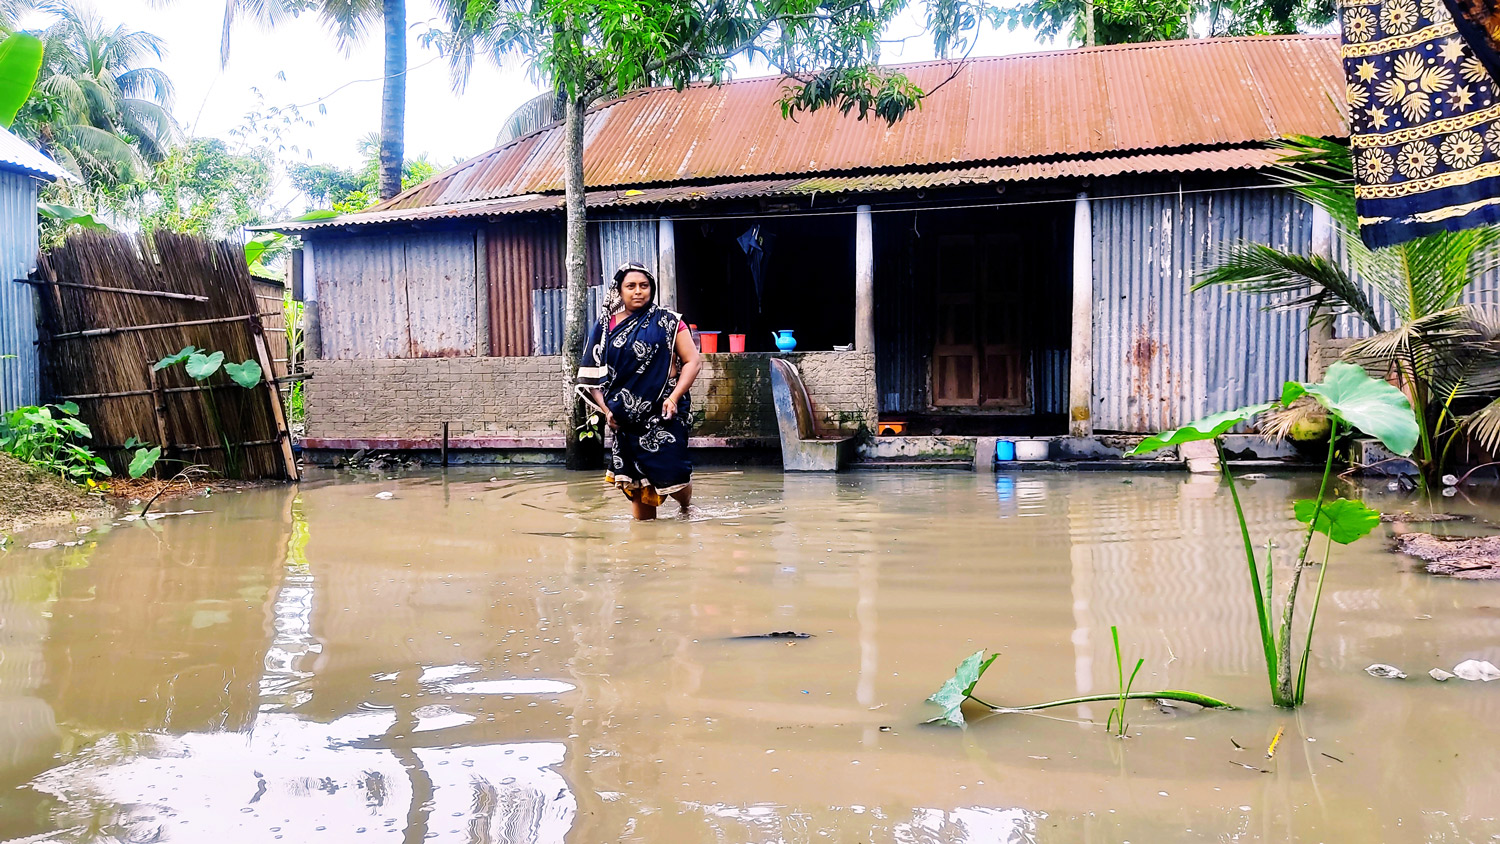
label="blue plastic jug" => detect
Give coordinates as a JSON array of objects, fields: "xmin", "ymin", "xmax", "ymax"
[
  {"xmin": 995, "ymin": 440, "xmax": 1016, "ymax": 462},
  {"xmin": 772, "ymin": 330, "xmax": 797, "ymax": 352}
]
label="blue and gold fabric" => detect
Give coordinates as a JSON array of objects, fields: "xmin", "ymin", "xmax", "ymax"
[{"xmin": 1343, "ymin": 0, "xmax": 1500, "ymax": 247}]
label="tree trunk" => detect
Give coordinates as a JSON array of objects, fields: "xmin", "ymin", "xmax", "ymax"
[
  {"xmin": 1084, "ymin": 0, "xmax": 1097, "ymax": 46},
  {"xmin": 377, "ymin": 0, "xmax": 406, "ymax": 201},
  {"xmin": 562, "ymin": 92, "xmax": 600, "ymax": 469}
]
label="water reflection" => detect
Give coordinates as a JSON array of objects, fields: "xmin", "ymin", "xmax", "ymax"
[{"xmin": 0, "ymin": 468, "xmax": 1498, "ymax": 841}]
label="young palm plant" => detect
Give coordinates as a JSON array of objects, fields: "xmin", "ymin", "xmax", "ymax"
[{"xmin": 1196, "ymin": 136, "xmax": 1500, "ymax": 483}]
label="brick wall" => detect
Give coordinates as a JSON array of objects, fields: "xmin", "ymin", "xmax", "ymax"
[{"xmin": 304, "ymin": 351, "xmax": 877, "ymax": 440}]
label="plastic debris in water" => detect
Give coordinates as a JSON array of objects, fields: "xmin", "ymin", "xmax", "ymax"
[
  {"xmin": 26, "ymin": 540, "xmax": 58, "ymax": 549},
  {"xmin": 1453, "ymin": 659, "xmax": 1500, "ymax": 681},
  {"xmin": 1365, "ymin": 663, "xmax": 1407, "ymax": 679},
  {"xmin": 1430, "ymin": 668, "xmax": 1456, "ymax": 681},
  {"xmin": 1442, "ymin": 474, "xmax": 1460, "ymax": 487},
  {"xmin": 375, "ymin": 491, "xmax": 395, "ymax": 500}
]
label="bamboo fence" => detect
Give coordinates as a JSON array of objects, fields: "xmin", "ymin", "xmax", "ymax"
[{"xmin": 27, "ymin": 231, "xmax": 297, "ymax": 481}]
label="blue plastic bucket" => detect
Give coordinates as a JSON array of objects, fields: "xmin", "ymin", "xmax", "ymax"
[{"xmin": 995, "ymin": 440, "xmax": 1016, "ymax": 462}]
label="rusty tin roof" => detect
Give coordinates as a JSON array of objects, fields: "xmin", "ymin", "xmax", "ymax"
[{"xmin": 269, "ymin": 35, "xmax": 1345, "ymax": 232}]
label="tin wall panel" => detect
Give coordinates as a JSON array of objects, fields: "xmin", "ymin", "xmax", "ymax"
[
  {"xmin": 1092, "ymin": 187, "xmax": 1313, "ymax": 432},
  {"xmin": 533, "ymin": 285, "xmax": 603, "ymax": 356},
  {"xmin": 405, "ymin": 230, "xmax": 479, "ymax": 357},
  {"xmin": 315, "ymin": 236, "xmax": 411, "ymax": 360},
  {"xmin": 595, "ymin": 218, "xmax": 657, "ymax": 291},
  {"xmin": 1332, "ymin": 238, "xmax": 1500, "ymax": 338},
  {"xmin": 1, "ymin": 171, "xmax": 40, "ymax": 411}
]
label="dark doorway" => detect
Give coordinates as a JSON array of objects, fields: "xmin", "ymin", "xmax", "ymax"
[{"xmin": 676, "ymin": 213, "xmax": 855, "ymax": 353}]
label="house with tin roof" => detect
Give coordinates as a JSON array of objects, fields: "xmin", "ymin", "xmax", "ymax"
[
  {"xmin": 270, "ymin": 35, "xmax": 1385, "ymax": 463},
  {"xmin": 0, "ymin": 126, "xmax": 72, "ymax": 413}
]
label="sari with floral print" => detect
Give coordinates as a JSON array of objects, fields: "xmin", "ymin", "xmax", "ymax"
[{"xmin": 576, "ymin": 303, "xmax": 691, "ymax": 502}]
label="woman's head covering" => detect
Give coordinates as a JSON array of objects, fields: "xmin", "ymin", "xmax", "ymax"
[{"xmin": 612, "ymin": 261, "xmax": 656, "ymax": 290}]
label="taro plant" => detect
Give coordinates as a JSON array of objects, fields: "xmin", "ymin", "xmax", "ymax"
[
  {"xmin": 1130, "ymin": 361, "xmax": 1417, "ymax": 708},
  {"xmin": 122, "ymin": 436, "xmax": 161, "ymax": 479},
  {"xmin": 154, "ymin": 345, "xmax": 264, "ymax": 478},
  {"xmin": 0, "ymin": 402, "xmax": 110, "ymax": 483},
  {"xmin": 1105, "ymin": 626, "xmax": 1144, "ymax": 738},
  {"xmin": 926, "ymin": 649, "xmax": 1233, "ymax": 730}
]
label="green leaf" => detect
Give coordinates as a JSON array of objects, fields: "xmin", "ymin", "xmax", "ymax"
[
  {"xmin": 245, "ymin": 232, "xmax": 281, "ymax": 268},
  {"xmin": 0, "ymin": 33, "xmax": 44, "ymax": 128},
  {"xmin": 1281, "ymin": 362, "xmax": 1418, "ymax": 456},
  {"xmin": 224, "ymin": 359, "xmax": 262, "ymax": 389},
  {"xmin": 185, "ymin": 351, "xmax": 224, "ymax": 380},
  {"xmin": 1293, "ymin": 497, "xmax": 1381, "ymax": 545},
  {"xmin": 123, "ymin": 436, "xmax": 142, "ymax": 449},
  {"xmin": 128, "ymin": 446, "xmax": 161, "ymax": 479},
  {"xmin": 925, "ymin": 650, "xmax": 999, "ymax": 728},
  {"xmin": 59, "ymin": 417, "xmax": 90, "ymax": 438},
  {"xmin": 1128, "ymin": 403, "xmax": 1274, "ymax": 456},
  {"xmin": 153, "ymin": 345, "xmax": 198, "ymax": 371},
  {"xmin": 55, "ymin": 401, "xmax": 79, "ymax": 416},
  {"xmin": 36, "ymin": 203, "xmax": 112, "ymax": 231},
  {"xmin": 292, "ymin": 209, "xmax": 338, "ymax": 221}
]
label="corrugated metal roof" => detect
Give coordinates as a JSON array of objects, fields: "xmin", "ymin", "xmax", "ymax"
[
  {"xmin": 0, "ymin": 127, "xmax": 72, "ymax": 182},
  {"xmin": 373, "ymin": 36, "xmax": 1343, "ymax": 214},
  {"xmin": 265, "ymin": 147, "xmax": 1287, "ymax": 232}
]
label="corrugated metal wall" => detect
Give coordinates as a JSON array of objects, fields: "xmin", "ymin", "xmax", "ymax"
[
  {"xmin": 0, "ymin": 170, "xmax": 39, "ymax": 411},
  {"xmin": 1092, "ymin": 187, "xmax": 1313, "ymax": 432},
  {"xmin": 314, "ymin": 230, "xmax": 480, "ymax": 359},
  {"xmin": 532, "ymin": 218, "xmax": 653, "ymax": 355}
]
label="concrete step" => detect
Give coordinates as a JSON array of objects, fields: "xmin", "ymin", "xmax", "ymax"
[{"xmin": 852, "ymin": 459, "xmax": 974, "ymax": 471}]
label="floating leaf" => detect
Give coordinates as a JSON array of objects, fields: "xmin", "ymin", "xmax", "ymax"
[
  {"xmin": 1294, "ymin": 497, "xmax": 1381, "ymax": 544},
  {"xmin": 925, "ymin": 650, "xmax": 999, "ymax": 728},
  {"xmin": 128, "ymin": 446, "xmax": 161, "ymax": 479},
  {"xmin": 1129, "ymin": 404, "xmax": 1273, "ymax": 456},
  {"xmin": 185, "ymin": 351, "xmax": 225, "ymax": 380},
  {"xmin": 154, "ymin": 345, "xmax": 198, "ymax": 371},
  {"xmin": 1281, "ymin": 362, "xmax": 1418, "ymax": 457},
  {"xmin": 224, "ymin": 359, "xmax": 262, "ymax": 389}
]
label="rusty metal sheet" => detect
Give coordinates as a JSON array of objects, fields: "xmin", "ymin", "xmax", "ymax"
[
  {"xmin": 405, "ymin": 230, "xmax": 479, "ymax": 358},
  {"xmin": 362, "ymin": 36, "xmax": 1341, "ymax": 215},
  {"xmin": 267, "ymin": 147, "xmax": 1289, "ymax": 233}
]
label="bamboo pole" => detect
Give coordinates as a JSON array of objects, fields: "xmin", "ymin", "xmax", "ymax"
[
  {"xmin": 252, "ymin": 320, "xmax": 300, "ymax": 482},
  {"xmin": 12, "ymin": 278, "xmax": 210, "ymax": 302}
]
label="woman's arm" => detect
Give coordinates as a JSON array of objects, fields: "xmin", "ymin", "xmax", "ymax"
[
  {"xmin": 589, "ymin": 387, "xmax": 617, "ymax": 429},
  {"xmin": 663, "ymin": 326, "xmax": 702, "ymax": 420}
]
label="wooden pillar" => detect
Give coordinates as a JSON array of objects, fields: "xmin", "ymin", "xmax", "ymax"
[
  {"xmin": 657, "ymin": 217, "xmax": 677, "ymax": 310},
  {"xmin": 1069, "ymin": 192, "xmax": 1094, "ymax": 438},
  {"xmin": 1308, "ymin": 204, "xmax": 1335, "ymax": 378},
  {"xmin": 475, "ymin": 228, "xmax": 491, "ymax": 356},
  {"xmin": 302, "ymin": 241, "xmax": 321, "ymax": 361},
  {"xmin": 855, "ymin": 205, "xmax": 874, "ymax": 353}
]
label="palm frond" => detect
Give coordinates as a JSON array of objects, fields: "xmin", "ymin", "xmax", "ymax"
[
  {"xmin": 316, "ymin": 0, "xmax": 382, "ymax": 50},
  {"xmin": 113, "ymin": 67, "xmax": 174, "ymax": 108},
  {"xmin": 1195, "ymin": 243, "xmax": 1380, "ymax": 332},
  {"xmin": 1462, "ymin": 396, "xmax": 1500, "ymax": 454}
]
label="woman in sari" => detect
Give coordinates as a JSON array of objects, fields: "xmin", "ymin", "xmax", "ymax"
[{"xmin": 576, "ymin": 262, "xmax": 703, "ymax": 520}]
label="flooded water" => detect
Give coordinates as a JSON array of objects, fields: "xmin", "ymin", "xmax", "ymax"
[{"xmin": 1, "ymin": 467, "xmax": 1498, "ymax": 843}]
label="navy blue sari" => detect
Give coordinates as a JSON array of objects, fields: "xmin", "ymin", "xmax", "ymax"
[{"xmin": 576, "ymin": 303, "xmax": 692, "ymax": 500}]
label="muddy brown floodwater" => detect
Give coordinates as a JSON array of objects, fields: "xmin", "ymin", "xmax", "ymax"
[{"xmin": 1, "ymin": 468, "xmax": 1498, "ymax": 842}]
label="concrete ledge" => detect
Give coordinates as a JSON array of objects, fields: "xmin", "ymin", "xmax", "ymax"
[{"xmin": 302, "ymin": 435, "xmax": 778, "ymax": 451}]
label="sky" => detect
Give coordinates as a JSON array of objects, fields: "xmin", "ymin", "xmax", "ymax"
[{"xmin": 21, "ymin": 1, "xmax": 1059, "ymax": 187}]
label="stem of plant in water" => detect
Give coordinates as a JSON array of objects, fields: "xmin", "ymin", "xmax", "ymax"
[
  {"xmin": 969, "ymin": 691, "xmax": 1236, "ymax": 712},
  {"xmin": 1294, "ymin": 529, "xmax": 1337, "ymax": 705},
  {"xmin": 1275, "ymin": 421, "xmax": 1340, "ymax": 706},
  {"xmin": 1219, "ymin": 441, "xmax": 1284, "ymax": 706}
]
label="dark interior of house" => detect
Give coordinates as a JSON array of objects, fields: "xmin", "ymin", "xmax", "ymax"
[{"xmin": 675, "ymin": 212, "xmax": 855, "ymax": 354}]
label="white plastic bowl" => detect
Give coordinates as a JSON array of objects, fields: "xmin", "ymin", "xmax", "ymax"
[{"xmin": 1014, "ymin": 438, "xmax": 1050, "ymax": 462}]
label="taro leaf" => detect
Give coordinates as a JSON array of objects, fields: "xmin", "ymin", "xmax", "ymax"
[
  {"xmin": 1281, "ymin": 362, "xmax": 1418, "ymax": 457},
  {"xmin": 153, "ymin": 346, "xmax": 197, "ymax": 371},
  {"xmin": 926, "ymin": 650, "xmax": 999, "ymax": 728},
  {"xmin": 244, "ymin": 232, "xmax": 281, "ymax": 268},
  {"xmin": 185, "ymin": 351, "xmax": 224, "ymax": 380},
  {"xmin": 36, "ymin": 203, "xmax": 111, "ymax": 231},
  {"xmin": 224, "ymin": 359, "xmax": 262, "ymax": 389},
  {"xmin": 59, "ymin": 417, "xmax": 90, "ymax": 438},
  {"xmin": 0, "ymin": 33, "xmax": 44, "ymax": 128},
  {"xmin": 1128, "ymin": 403, "xmax": 1274, "ymax": 456},
  {"xmin": 1293, "ymin": 497, "xmax": 1381, "ymax": 545},
  {"xmin": 128, "ymin": 446, "xmax": 161, "ymax": 479},
  {"xmin": 55, "ymin": 401, "xmax": 79, "ymax": 416},
  {"xmin": 123, "ymin": 436, "xmax": 142, "ymax": 449}
]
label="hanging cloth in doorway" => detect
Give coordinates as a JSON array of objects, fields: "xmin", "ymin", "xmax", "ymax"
[
  {"xmin": 736, "ymin": 225, "xmax": 771, "ymax": 312},
  {"xmin": 1342, "ymin": 0, "xmax": 1500, "ymax": 247}
]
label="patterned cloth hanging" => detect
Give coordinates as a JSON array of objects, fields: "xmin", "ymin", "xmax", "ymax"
[{"xmin": 1343, "ymin": 0, "xmax": 1500, "ymax": 247}]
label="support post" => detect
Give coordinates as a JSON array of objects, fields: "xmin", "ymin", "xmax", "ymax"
[
  {"xmin": 855, "ymin": 205, "xmax": 874, "ymax": 353},
  {"xmin": 657, "ymin": 217, "xmax": 677, "ymax": 310},
  {"xmin": 252, "ymin": 320, "xmax": 300, "ymax": 481},
  {"xmin": 1308, "ymin": 204, "xmax": 1336, "ymax": 378},
  {"xmin": 475, "ymin": 229, "xmax": 491, "ymax": 356},
  {"xmin": 303, "ymin": 242, "xmax": 321, "ymax": 361},
  {"xmin": 1069, "ymin": 192, "xmax": 1094, "ymax": 438},
  {"xmin": 441, "ymin": 421, "xmax": 450, "ymax": 467}
]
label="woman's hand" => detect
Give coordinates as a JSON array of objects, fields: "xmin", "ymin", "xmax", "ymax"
[
  {"xmin": 662, "ymin": 397, "xmax": 678, "ymax": 420},
  {"xmin": 605, "ymin": 411, "xmax": 619, "ymax": 430}
]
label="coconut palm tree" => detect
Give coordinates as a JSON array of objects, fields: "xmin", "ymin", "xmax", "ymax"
[
  {"xmin": 1197, "ymin": 136, "xmax": 1500, "ymax": 482},
  {"xmin": 186, "ymin": 0, "xmax": 409, "ymax": 200},
  {"xmin": 13, "ymin": 0, "xmax": 177, "ymax": 191}
]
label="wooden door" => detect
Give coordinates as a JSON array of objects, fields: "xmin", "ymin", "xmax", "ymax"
[
  {"xmin": 932, "ymin": 235, "xmax": 980, "ymax": 406},
  {"xmin": 930, "ymin": 234, "xmax": 1032, "ymax": 409}
]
